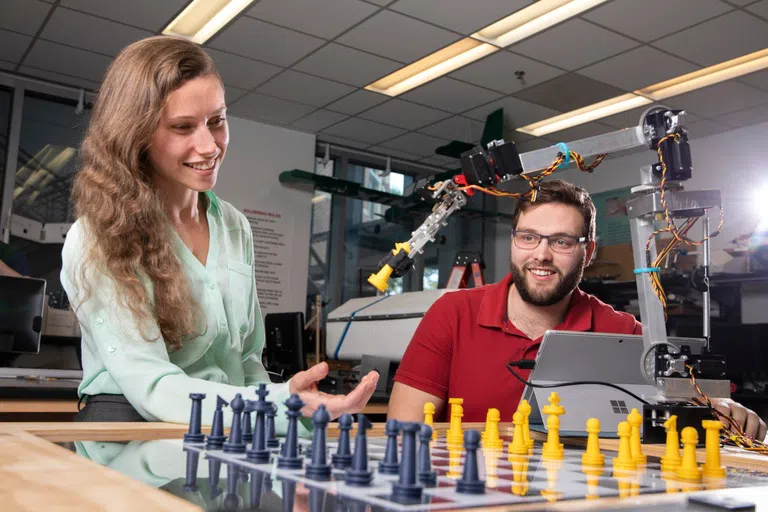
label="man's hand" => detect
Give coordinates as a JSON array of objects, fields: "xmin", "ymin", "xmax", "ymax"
[
  {"xmin": 711, "ymin": 398, "xmax": 767, "ymax": 441},
  {"xmin": 288, "ymin": 361, "xmax": 379, "ymax": 420}
]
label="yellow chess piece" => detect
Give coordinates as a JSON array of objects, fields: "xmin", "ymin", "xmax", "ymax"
[
  {"xmin": 483, "ymin": 408, "xmax": 503, "ymax": 449},
  {"xmin": 447, "ymin": 443, "xmax": 461, "ymax": 479},
  {"xmin": 446, "ymin": 398, "xmax": 463, "ymax": 445},
  {"xmin": 676, "ymin": 426, "xmax": 702, "ymax": 482},
  {"xmin": 423, "ymin": 402, "xmax": 438, "ymax": 441},
  {"xmin": 582, "ymin": 418, "xmax": 605, "ymax": 467},
  {"xmin": 541, "ymin": 392, "xmax": 565, "ymax": 460},
  {"xmin": 509, "ymin": 411, "xmax": 529, "ymax": 456},
  {"xmin": 660, "ymin": 415, "xmax": 681, "ymax": 473},
  {"xmin": 484, "ymin": 447, "xmax": 500, "ymax": 489},
  {"xmin": 518, "ymin": 399, "xmax": 534, "ymax": 451},
  {"xmin": 612, "ymin": 421, "xmax": 637, "ymax": 472},
  {"xmin": 511, "ymin": 455, "xmax": 530, "ymax": 496},
  {"xmin": 582, "ymin": 465, "xmax": 603, "ymax": 500},
  {"xmin": 540, "ymin": 459, "xmax": 564, "ymax": 503},
  {"xmin": 702, "ymin": 420, "xmax": 726, "ymax": 480},
  {"xmin": 627, "ymin": 408, "xmax": 647, "ymax": 465},
  {"xmin": 447, "ymin": 403, "xmax": 464, "ymax": 447}
]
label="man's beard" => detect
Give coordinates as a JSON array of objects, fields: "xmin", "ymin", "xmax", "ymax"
[{"xmin": 510, "ymin": 254, "xmax": 585, "ymax": 307}]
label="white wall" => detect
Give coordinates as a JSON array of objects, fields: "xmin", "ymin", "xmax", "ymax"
[
  {"xmin": 491, "ymin": 121, "xmax": 768, "ymax": 280},
  {"xmin": 213, "ymin": 115, "xmax": 315, "ymax": 316}
]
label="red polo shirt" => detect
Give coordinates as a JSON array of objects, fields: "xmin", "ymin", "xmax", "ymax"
[{"xmin": 394, "ymin": 273, "xmax": 641, "ymax": 422}]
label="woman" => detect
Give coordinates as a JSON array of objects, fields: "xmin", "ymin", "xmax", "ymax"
[{"xmin": 61, "ymin": 36, "xmax": 377, "ymax": 429}]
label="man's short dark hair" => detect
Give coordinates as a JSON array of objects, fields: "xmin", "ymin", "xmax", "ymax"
[{"xmin": 511, "ymin": 180, "xmax": 596, "ymax": 242}]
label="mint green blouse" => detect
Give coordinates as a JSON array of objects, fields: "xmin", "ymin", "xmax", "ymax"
[{"xmin": 61, "ymin": 191, "xmax": 298, "ymax": 433}]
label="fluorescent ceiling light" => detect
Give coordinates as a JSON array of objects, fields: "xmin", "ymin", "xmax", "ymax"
[
  {"xmin": 637, "ymin": 48, "xmax": 768, "ymax": 101},
  {"xmin": 518, "ymin": 47, "xmax": 768, "ymax": 138},
  {"xmin": 162, "ymin": 0, "xmax": 256, "ymax": 45},
  {"xmin": 365, "ymin": 0, "xmax": 608, "ymax": 97},
  {"xmin": 518, "ymin": 94, "xmax": 652, "ymax": 137},
  {"xmin": 472, "ymin": 0, "xmax": 610, "ymax": 47},
  {"xmin": 366, "ymin": 39, "xmax": 497, "ymax": 97}
]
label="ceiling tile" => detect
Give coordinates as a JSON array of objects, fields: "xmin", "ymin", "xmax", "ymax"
[
  {"xmin": 206, "ymin": 48, "xmax": 283, "ymax": 90},
  {"xmin": 671, "ymin": 81, "xmax": 768, "ymax": 117},
  {"xmin": 316, "ymin": 134, "xmax": 371, "ymax": 150},
  {"xmin": 514, "ymin": 137, "xmax": 556, "ymax": 153},
  {"xmin": 23, "ymin": 40, "xmax": 112, "ymax": 83},
  {"xmin": 420, "ymin": 154, "xmax": 459, "ymax": 168},
  {"xmin": 513, "ymin": 73, "xmax": 625, "ymax": 113},
  {"xmin": 294, "ymin": 43, "xmax": 401, "ymax": 86},
  {"xmin": 685, "ymin": 119, "xmax": 733, "ymax": 139},
  {"xmin": 0, "ymin": 0, "xmax": 51, "ymax": 35},
  {"xmin": 418, "ymin": 115, "xmax": 485, "ymax": 142},
  {"xmin": 746, "ymin": 0, "xmax": 768, "ymax": 19},
  {"xmin": 41, "ymin": 7, "xmax": 153, "ymax": 56},
  {"xmin": 450, "ymin": 50, "xmax": 564, "ymax": 95},
  {"xmin": 719, "ymin": 104, "xmax": 768, "ymax": 128},
  {"xmin": 228, "ymin": 92, "xmax": 316, "ymax": 125},
  {"xmin": 401, "ymin": 77, "xmax": 503, "ymax": 113},
  {"xmin": 389, "ymin": 0, "xmax": 528, "ymax": 35},
  {"xmin": 19, "ymin": 65, "xmax": 101, "ymax": 89},
  {"xmin": 208, "ymin": 16, "xmax": 325, "ymax": 67},
  {"xmin": 322, "ymin": 117, "xmax": 407, "ymax": 145},
  {"xmin": 336, "ymin": 10, "xmax": 460, "ymax": 63},
  {"xmin": 367, "ymin": 145, "xmax": 421, "ymax": 160},
  {"xmin": 379, "ymin": 132, "xmax": 451, "ymax": 157},
  {"xmin": 247, "ymin": 0, "xmax": 378, "ymax": 39},
  {"xmin": 601, "ymin": 106, "xmax": 700, "ymax": 129},
  {"xmin": 545, "ymin": 122, "xmax": 615, "ymax": 143},
  {"xmin": 583, "ymin": 0, "xmax": 732, "ymax": 42},
  {"xmin": 61, "ymin": 0, "xmax": 189, "ymax": 31},
  {"xmin": 740, "ymin": 69, "xmax": 768, "ymax": 92},
  {"xmin": 653, "ymin": 10, "xmax": 768, "ymax": 66},
  {"xmin": 579, "ymin": 46, "xmax": 700, "ymax": 92},
  {"xmin": 509, "ymin": 19, "xmax": 638, "ymax": 71},
  {"xmin": 292, "ymin": 109, "xmax": 349, "ymax": 132},
  {"xmin": 359, "ymin": 99, "xmax": 451, "ymax": 130},
  {"xmin": 257, "ymin": 70, "xmax": 356, "ymax": 107},
  {"xmin": 0, "ymin": 29, "xmax": 32, "ymax": 63},
  {"xmin": 464, "ymin": 95, "xmax": 560, "ymax": 129},
  {"xmin": 325, "ymin": 90, "xmax": 389, "ymax": 115},
  {"xmin": 224, "ymin": 86, "xmax": 248, "ymax": 104}
]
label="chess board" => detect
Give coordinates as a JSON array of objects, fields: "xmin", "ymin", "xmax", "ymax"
[{"xmin": 182, "ymin": 435, "xmax": 768, "ymax": 511}]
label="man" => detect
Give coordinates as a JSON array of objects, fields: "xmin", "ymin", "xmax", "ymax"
[{"xmin": 388, "ymin": 180, "xmax": 767, "ymax": 440}]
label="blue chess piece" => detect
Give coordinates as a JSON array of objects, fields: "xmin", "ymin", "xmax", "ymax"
[
  {"xmin": 332, "ymin": 413, "xmax": 353, "ymax": 469},
  {"xmin": 456, "ymin": 429, "xmax": 485, "ymax": 494},
  {"xmin": 277, "ymin": 394, "xmax": 305, "ymax": 469},
  {"xmin": 391, "ymin": 422, "xmax": 423, "ymax": 502},
  {"xmin": 378, "ymin": 419, "xmax": 400, "ymax": 475},
  {"xmin": 305, "ymin": 404, "xmax": 332, "ymax": 480},
  {"xmin": 418, "ymin": 424, "xmax": 437, "ymax": 486},
  {"xmin": 344, "ymin": 414, "xmax": 373, "ymax": 486},
  {"xmin": 206, "ymin": 396, "xmax": 228, "ymax": 449},
  {"xmin": 223, "ymin": 393, "xmax": 246, "ymax": 454},
  {"xmin": 184, "ymin": 393, "xmax": 206, "ymax": 443}
]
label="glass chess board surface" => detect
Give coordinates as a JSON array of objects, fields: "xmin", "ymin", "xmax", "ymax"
[{"xmin": 57, "ymin": 434, "xmax": 768, "ymax": 512}]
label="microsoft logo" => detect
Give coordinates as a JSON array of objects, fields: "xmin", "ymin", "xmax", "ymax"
[{"xmin": 610, "ymin": 400, "xmax": 629, "ymax": 414}]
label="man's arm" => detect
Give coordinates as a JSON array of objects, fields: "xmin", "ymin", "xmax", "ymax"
[
  {"xmin": 0, "ymin": 259, "xmax": 23, "ymax": 277},
  {"xmin": 388, "ymin": 382, "xmax": 445, "ymax": 422}
]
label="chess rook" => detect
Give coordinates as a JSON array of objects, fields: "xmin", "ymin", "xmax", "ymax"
[
  {"xmin": 702, "ymin": 420, "xmax": 726, "ymax": 480},
  {"xmin": 184, "ymin": 393, "xmax": 206, "ymax": 443}
]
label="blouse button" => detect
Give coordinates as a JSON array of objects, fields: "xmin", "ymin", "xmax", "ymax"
[
  {"xmin": 96, "ymin": 317, "xmax": 104, "ymax": 325},
  {"xmin": 108, "ymin": 346, "xmax": 116, "ymax": 353}
]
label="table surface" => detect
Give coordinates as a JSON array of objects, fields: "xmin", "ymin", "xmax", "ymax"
[{"xmin": 1, "ymin": 420, "xmax": 768, "ymax": 511}]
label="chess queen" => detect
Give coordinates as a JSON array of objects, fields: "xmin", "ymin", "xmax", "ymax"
[{"xmin": 62, "ymin": 35, "xmax": 378, "ymax": 427}]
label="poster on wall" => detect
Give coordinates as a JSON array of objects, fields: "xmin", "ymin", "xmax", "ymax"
[
  {"xmin": 592, "ymin": 186, "xmax": 633, "ymax": 246},
  {"xmin": 243, "ymin": 207, "xmax": 291, "ymax": 313}
]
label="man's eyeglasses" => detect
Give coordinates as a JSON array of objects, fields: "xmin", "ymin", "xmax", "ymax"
[{"xmin": 511, "ymin": 230, "xmax": 586, "ymax": 254}]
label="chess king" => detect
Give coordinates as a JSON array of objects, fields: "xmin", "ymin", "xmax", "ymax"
[
  {"xmin": 388, "ymin": 180, "xmax": 766, "ymax": 441},
  {"xmin": 61, "ymin": 35, "xmax": 378, "ymax": 428}
]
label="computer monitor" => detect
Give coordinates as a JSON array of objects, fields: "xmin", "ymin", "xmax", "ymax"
[
  {"xmin": 264, "ymin": 312, "xmax": 306, "ymax": 379},
  {"xmin": 0, "ymin": 276, "xmax": 47, "ymax": 354}
]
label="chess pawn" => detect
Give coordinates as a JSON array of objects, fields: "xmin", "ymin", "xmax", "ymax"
[
  {"xmin": 542, "ymin": 413, "xmax": 564, "ymax": 460},
  {"xmin": 582, "ymin": 465, "xmax": 603, "ymax": 500},
  {"xmin": 676, "ymin": 427, "xmax": 702, "ymax": 482},
  {"xmin": 612, "ymin": 421, "xmax": 636, "ymax": 472},
  {"xmin": 423, "ymin": 402, "xmax": 438, "ymax": 441},
  {"xmin": 509, "ymin": 411, "xmax": 529, "ymax": 456},
  {"xmin": 582, "ymin": 418, "xmax": 604, "ymax": 467},
  {"xmin": 483, "ymin": 408, "xmax": 503, "ymax": 449}
]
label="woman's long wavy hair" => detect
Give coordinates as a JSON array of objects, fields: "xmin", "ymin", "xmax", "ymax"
[{"xmin": 72, "ymin": 36, "xmax": 220, "ymax": 351}]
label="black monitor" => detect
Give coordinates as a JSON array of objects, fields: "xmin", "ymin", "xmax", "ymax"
[
  {"xmin": 264, "ymin": 312, "xmax": 306, "ymax": 379},
  {"xmin": 0, "ymin": 276, "xmax": 46, "ymax": 354}
]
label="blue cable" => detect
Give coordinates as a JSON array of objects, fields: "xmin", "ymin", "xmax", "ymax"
[
  {"xmin": 333, "ymin": 295, "xmax": 390, "ymax": 359},
  {"xmin": 634, "ymin": 267, "xmax": 660, "ymax": 274}
]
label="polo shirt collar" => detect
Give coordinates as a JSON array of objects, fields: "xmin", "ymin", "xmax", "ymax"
[
  {"xmin": 204, "ymin": 190, "xmax": 222, "ymax": 217},
  {"xmin": 477, "ymin": 272, "xmax": 593, "ymax": 335}
]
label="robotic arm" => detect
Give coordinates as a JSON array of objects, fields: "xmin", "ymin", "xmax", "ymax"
[{"xmin": 369, "ymin": 106, "xmax": 727, "ymax": 398}]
